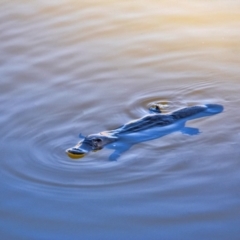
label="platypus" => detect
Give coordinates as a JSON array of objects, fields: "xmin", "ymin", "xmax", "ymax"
[{"xmin": 66, "ymin": 103, "xmax": 223, "ymax": 161}]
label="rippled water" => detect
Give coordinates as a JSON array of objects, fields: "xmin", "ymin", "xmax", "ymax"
[{"xmin": 0, "ymin": 0, "xmax": 240, "ymax": 239}]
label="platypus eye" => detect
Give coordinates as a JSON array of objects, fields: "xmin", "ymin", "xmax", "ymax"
[{"xmin": 91, "ymin": 138, "xmax": 103, "ymax": 149}]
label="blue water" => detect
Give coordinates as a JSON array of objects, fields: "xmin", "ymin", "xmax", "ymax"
[{"xmin": 0, "ymin": 0, "xmax": 240, "ymax": 239}]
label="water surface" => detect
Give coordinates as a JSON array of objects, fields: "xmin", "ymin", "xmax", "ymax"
[{"xmin": 0, "ymin": 0, "xmax": 240, "ymax": 239}]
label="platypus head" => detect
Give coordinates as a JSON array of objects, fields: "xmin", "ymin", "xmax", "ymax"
[{"xmin": 66, "ymin": 133, "xmax": 116, "ymax": 159}]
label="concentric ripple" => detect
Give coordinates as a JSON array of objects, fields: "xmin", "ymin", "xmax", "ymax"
[{"xmin": 1, "ymin": 80, "xmax": 224, "ymax": 193}]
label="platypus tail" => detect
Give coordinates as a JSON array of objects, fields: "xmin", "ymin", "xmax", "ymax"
[
  {"xmin": 172, "ymin": 104, "xmax": 223, "ymax": 120},
  {"xmin": 204, "ymin": 104, "xmax": 224, "ymax": 114}
]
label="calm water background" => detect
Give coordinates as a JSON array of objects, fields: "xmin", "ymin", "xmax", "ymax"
[{"xmin": 0, "ymin": 0, "xmax": 240, "ymax": 239}]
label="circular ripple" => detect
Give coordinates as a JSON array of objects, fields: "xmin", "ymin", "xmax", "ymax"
[{"xmin": 1, "ymin": 81, "xmax": 223, "ymax": 192}]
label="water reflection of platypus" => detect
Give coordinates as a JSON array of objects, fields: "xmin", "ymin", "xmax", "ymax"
[{"xmin": 66, "ymin": 104, "xmax": 223, "ymax": 161}]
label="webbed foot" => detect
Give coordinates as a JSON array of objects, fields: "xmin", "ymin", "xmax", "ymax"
[
  {"xmin": 109, "ymin": 152, "xmax": 121, "ymax": 161},
  {"xmin": 79, "ymin": 133, "xmax": 86, "ymax": 139},
  {"xmin": 181, "ymin": 127, "xmax": 200, "ymax": 135},
  {"xmin": 108, "ymin": 144, "xmax": 131, "ymax": 161}
]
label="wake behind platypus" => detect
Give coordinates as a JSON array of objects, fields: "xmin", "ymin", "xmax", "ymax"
[{"xmin": 66, "ymin": 103, "xmax": 223, "ymax": 161}]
